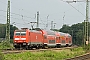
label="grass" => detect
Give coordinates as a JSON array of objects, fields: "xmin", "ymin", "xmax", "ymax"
[
  {"xmin": 4, "ymin": 47, "xmax": 85, "ymax": 60},
  {"xmin": 0, "ymin": 39, "xmax": 90, "ymax": 60},
  {"xmin": 0, "ymin": 51, "xmax": 4, "ymax": 60},
  {"xmin": 0, "ymin": 41, "xmax": 89, "ymax": 60}
]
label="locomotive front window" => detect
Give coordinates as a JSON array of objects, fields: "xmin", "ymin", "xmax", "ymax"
[
  {"xmin": 15, "ymin": 32, "xmax": 20, "ymax": 36},
  {"xmin": 21, "ymin": 32, "xmax": 26, "ymax": 36},
  {"xmin": 15, "ymin": 32, "xmax": 26, "ymax": 36}
]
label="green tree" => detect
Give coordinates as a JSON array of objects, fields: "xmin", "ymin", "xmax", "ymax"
[
  {"xmin": 75, "ymin": 30, "xmax": 83, "ymax": 45},
  {"xmin": 10, "ymin": 25, "xmax": 18, "ymax": 39},
  {"xmin": 50, "ymin": 29, "xmax": 59, "ymax": 32},
  {"xmin": 59, "ymin": 24, "xmax": 71, "ymax": 33},
  {"xmin": 0, "ymin": 24, "xmax": 18, "ymax": 39},
  {"xmin": 60, "ymin": 22, "xmax": 90, "ymax": 46},
  {"xmin": 0, "ymin": 24, "xmax": 6, "ymax": 38}
]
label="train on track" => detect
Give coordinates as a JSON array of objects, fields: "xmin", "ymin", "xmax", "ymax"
[{"xmin": 13, "ymin": 28, "xmax": 72, "ymax": 49}]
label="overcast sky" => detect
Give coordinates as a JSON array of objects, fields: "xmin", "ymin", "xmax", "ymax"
[{"xmin": 0, "ymin": 0, "xmax": 89, "ymax": 30}]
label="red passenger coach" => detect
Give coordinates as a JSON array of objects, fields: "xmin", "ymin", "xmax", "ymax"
[
  {"xmin": 59, "ymin": 32, "xmax": 72, "ymax": 47},
  {"xmin": 46, "ymin": 30, "xmax": 56, "ymax": 47},
  {"xmin": 59, "ymin": 32, "xmax": 66, "ymax": 46},
  {"xmin": 40, "ymin": 30, "xmax": 56, "ymax": 47},
  {"xmin": 67, "ymin": 34, "xmax": 72, "ymax": 46},
  {"xmin": 55, "ymin": 32, "xmax": 61, "ymax": 47},
  {"xmin": 65, "ymin": 33, "xmax": 70, "ymax": 46},
  {"xmin": 64, "ymin": 33, "xmax": 72, "ymax": 46},
  {"xmin": 41, "ymin": 30, "xmax": 56, "ymax": 47}
]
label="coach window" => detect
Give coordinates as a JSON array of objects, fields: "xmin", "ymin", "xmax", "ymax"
[
  {"xmin": 62, "ymin": 40, "xmax": 65, "ymax": 43},
  {"xmin": 59, "ymin": 37, "xmax": 60, "ymax": 40},
  {"xmin": 56, "ymin": 37, "xmax": 58, "ymax": 40},
  {"xmin": 66, "ymin": 38, "xmax": 68, "ymax": 40}
]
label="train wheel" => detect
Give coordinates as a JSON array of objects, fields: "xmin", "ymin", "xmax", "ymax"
[
  {"xmin": 14, "ymin": 46, "xmax": 18, "ymax": 50},
  {"xmin": 42, "ymin": 46, "xmax": 45, "ymax": 49},
  {"xmin": 26, "ymin": 46, "xmax": 29, "ymax": 50},
  {"xmin": 66, "ymin": 44, "xmax": 69, "ymax": 47}
]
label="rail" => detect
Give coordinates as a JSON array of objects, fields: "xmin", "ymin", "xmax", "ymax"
[{"xmin": 66, "ymin": 53, "xmax": 90, "ymax": 60}]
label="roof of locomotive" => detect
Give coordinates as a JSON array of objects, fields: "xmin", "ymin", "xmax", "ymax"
[
  {"xmin": 30, "ymin": 30, "xmax": 42, "ymax": 34},
  {"xmin": 15, "ymin": 30, "xmax": 26, "ymax": 32},
  {"xmin": 15, "ymin": 29, "xmax": 42, "ymax": 35}
]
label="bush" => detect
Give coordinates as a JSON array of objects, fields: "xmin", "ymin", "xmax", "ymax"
[
  {"xmin": 83, "ymin": 43, "xmax": 90, "ymax": 53},
  {"xmin": 0, "ymin": 40, "xmax": 14, "ymax": 49},
  {"xmin": 10, "ymin": 39, "xmax": 13, "ymax": 43}
]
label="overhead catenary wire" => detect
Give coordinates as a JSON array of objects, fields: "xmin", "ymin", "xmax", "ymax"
[
  {"xmin": 0, "ymin": 0, "xmax": 85, "ymax": 18},
  {"xmin": 0, "ymin": 0, "xmax": 86, "ymax": 19},
  {"xmin": 0, "ymin": 2, "xmax": 36, "ymax": 24},
  {"xmin": 0, "ymin": 9, "xmax": 35, "ymax": 26},
  {"xmin": 0, "ymin": 0, "xmax": 35, "ymax": 20},
  {"xmin": 60, "ymin": 0, "xmax": 90, "ymax": 21},
  {"xmin": 67, "ymin": 2, "xmax": 85, "ymax": 17},
  {"xmin": 0, "ymin": 9, "xmax": 35, "ymax": 19},
  {"xmin": 0, "ymin": 0, "xmax": 88, "ymax": 29},
  {"xmin": 0, "ymin": 0, "xmax": 34, "ymax": 16},
  {"xmin": 0, "ymin": 14, "xmax": 30, "ymax": 22},
  {"xmin": 60, "ymin": 0, "xmax": 85, "ymax": 17}
]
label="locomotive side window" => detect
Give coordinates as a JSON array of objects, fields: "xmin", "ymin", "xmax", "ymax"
[
  {"xmin": 21, "ymin": 32, "xmax": 26, "ymax": 36},
  {"xmin": 44, "ymin": 35, "xmax": 47, "ymax": 39},
  {"xmin": 15, "ymin": 32, "xmax": 20, "ymax": 36}
]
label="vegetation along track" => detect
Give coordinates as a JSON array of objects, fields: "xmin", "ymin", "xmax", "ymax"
[
  {"xmin": 1, "ymin": 46, "xmax": 78, "ymax": 54},
  {"xmin": 66, "ymin": 53, "xmax": 90, "ymax": 60}
]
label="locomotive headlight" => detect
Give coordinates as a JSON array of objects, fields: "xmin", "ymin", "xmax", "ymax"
[{"xmin": 15, "ymin": 41, "xmax": 16, "ymax": 42}]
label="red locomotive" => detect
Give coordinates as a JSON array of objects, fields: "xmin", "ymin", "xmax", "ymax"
[{"xmin": 13, "ymin": 28, "xmax": 72, "ymax": 49}]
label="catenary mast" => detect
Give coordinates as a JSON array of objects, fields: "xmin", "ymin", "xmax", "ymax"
[
  {"xmin": 6, "ymin": 0, "xmax": 10, "ymax": 42},
  {"xmin": 85, "ymin": 0, "xmax": 89, "ymax": 45}
]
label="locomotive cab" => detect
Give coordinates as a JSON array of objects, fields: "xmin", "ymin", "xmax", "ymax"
[{"xmin": 13, "ymin": 29, "xmax": 29, "ymax": 49}]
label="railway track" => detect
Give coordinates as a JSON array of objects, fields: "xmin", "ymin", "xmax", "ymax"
[
  {"xmin": 1, "ymin": 46, "xmax": 78, "ymax": 54},
  {"xmin": 66, "ymin": 53, "xmax": 90, "ymax": 60}
]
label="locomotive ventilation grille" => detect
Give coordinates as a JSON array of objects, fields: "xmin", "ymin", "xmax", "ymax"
[{"xmin": 49, "ymin": 40, "xmax": 55, "ymax": 44}]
